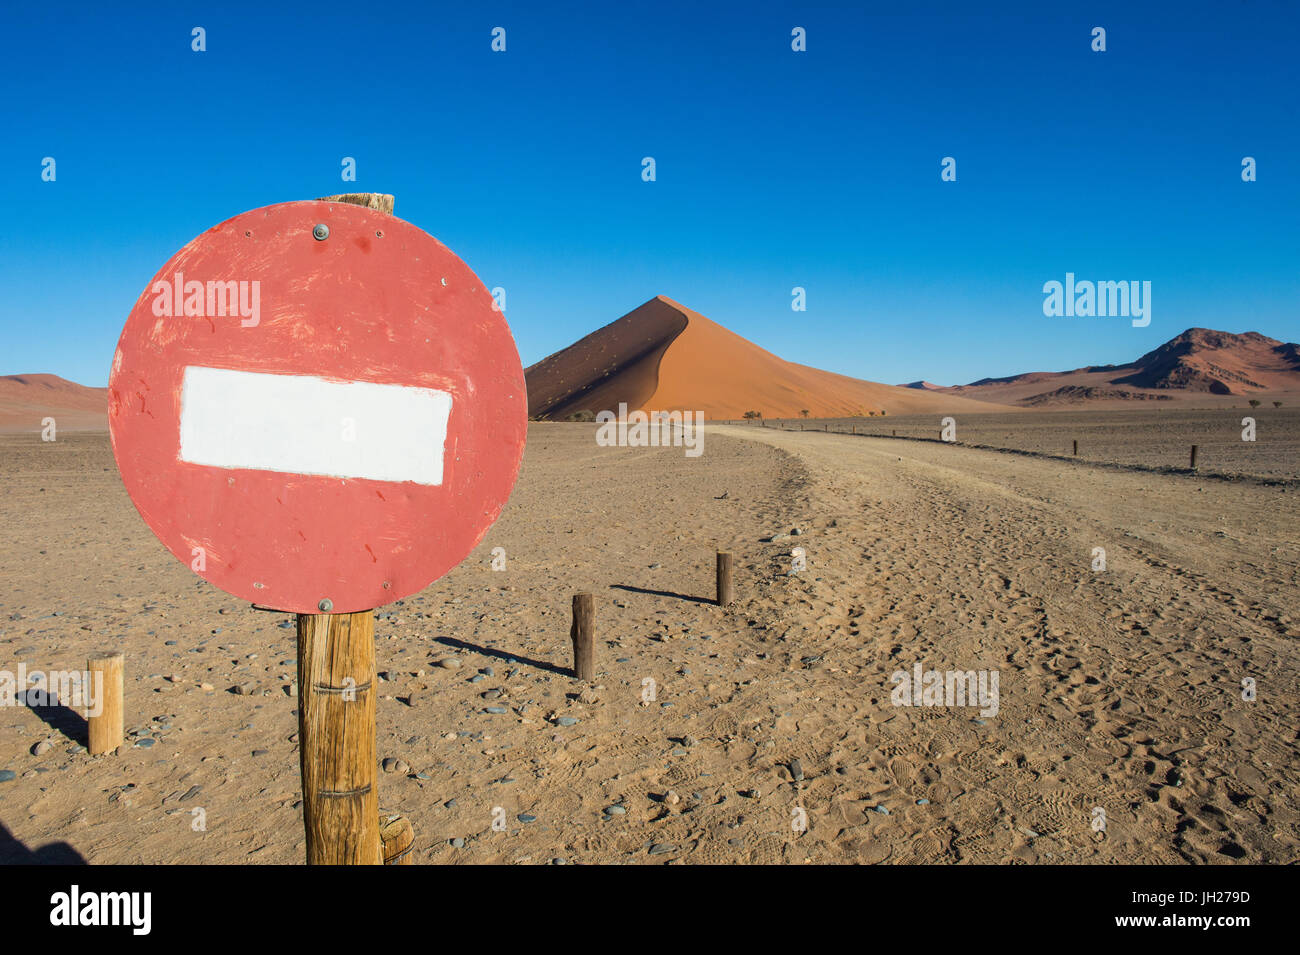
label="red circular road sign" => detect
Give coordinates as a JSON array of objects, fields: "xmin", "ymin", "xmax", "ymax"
[{"xmin": 109, "ymin": 200, "xmax": 527, "ymax": 614}]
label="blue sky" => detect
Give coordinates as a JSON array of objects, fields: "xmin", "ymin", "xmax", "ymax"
[{"xmin": 2, "ymin": 0, "xmax": 1297, "ymax": 388}]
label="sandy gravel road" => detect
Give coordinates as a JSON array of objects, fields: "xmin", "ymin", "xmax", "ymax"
[{"xmin": 710, "ymin": 425, "xmax": 1300, "ymax": 863}]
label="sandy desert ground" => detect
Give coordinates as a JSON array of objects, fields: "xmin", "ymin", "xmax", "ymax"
[{"xmin": 1, "ymin": 416, "xmax": 1297, "ymax": 864}]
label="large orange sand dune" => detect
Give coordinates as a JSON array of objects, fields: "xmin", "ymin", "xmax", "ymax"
[{"xmin": 526, "ymin": 296, "xmax": 1013, "ymax": 420}]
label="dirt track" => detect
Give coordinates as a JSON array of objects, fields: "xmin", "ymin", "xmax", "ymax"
[{"xmin": 710, "ymin": 424, "xmax": 1300, "ymax": 862}]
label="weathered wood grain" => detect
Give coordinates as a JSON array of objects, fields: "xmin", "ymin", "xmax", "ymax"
[{"xmin": 296, "ymin": 611, "xmax": 380, "ymax": 865}]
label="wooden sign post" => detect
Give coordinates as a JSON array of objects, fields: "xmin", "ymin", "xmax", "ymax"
[
  {"xmin": 107, "ymin": 194, "xmax": 528, "ymax": 865},
  {"xmin": 716, "ymin": 551, "xmax": 734, "ymax": 606},
  {"xmin": 86, "ymin": 651, "xmax": 124, "ymax": 756},
  {"xmin": 296, "ymin": 610, "xmax": 379, "ymax": 865},
  {"xmin": 571, "ymin": 593, "xmax": 596, "ymax": 680}
]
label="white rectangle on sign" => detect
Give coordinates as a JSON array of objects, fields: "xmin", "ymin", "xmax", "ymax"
[{"xmin": 179, "ymin": 366, "xmax": 452, "ymax": 485}]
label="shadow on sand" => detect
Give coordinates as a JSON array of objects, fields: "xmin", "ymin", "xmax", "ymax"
[
  {"xmin": 23, "ymin": 691, "xmax": 88, "ymax": 748},
  {"xmin": 0, "ymin": 821, "xmax": 86, "ymax": 865},
  {"xmin": 610, "ymin": 583, "xmax": 716, "ymax": 606},
  {"xmin": 431, "ymin": 636, "xmax": 572, "ymax": 677}
]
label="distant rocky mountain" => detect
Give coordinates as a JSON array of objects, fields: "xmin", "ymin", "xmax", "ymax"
[
  {"xmin": 938, "ymin": 328, "xmax": 1300, "ymax": 407},
  {"xmin": 1113, "ymin": 329, "xmax": 1298, "ymax": 394}
]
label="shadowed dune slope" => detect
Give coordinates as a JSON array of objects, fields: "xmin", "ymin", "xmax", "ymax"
[
  {"xmin": 527, "ymin": 296, "xmax": 1014, "ymax": 419},
  {"xmin": 524, "ymin": 298, "xmax": 687, "ymax": 420}
]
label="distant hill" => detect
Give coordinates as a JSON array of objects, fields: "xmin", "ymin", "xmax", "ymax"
[
  {"xmin": 1114, "ymin": 329, "xmax": 1298, "ymax": 393},
  {"xmin": 525, "ymin": 296, "xmax": 1014, "ymax": 420},
  {"xmin": 0, "ymin": 374, "xmax": 107, "ymax": 432},
  {"xmin": 938, "ymin": 328, "xmax": 1300, "ymax": 407}
]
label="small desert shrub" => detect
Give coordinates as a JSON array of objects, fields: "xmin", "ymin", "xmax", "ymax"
[{"xmin": 565, "ymin": 409, "xmax": 597, "ymax": 422}]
